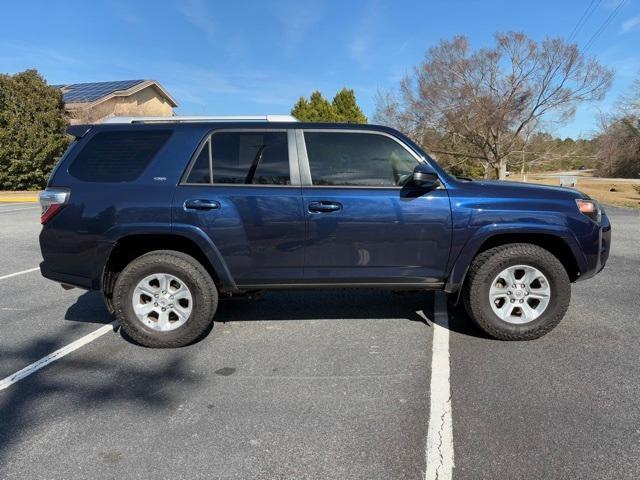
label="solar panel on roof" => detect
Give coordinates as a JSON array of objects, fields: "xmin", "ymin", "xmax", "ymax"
[{"xmin": 60, "ymin": 80, "xmax": 145, "ymax": 103}]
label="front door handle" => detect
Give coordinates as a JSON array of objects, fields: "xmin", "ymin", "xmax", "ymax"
[
  {"xmin": 308, "ymin": 201, "xmax": 342, "ymax": 213},
  {"xmin": 184, "ymin": 199, "xmax": 220, "ymax": 211}
]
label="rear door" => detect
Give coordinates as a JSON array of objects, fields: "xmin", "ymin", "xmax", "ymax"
[
  {"xmin": 297, "ymin": 129, "xmax": 452, "ymax": 285},
  {"xmin": 172, "ymin": 129, "xmax": 305, "ymax": 287}
]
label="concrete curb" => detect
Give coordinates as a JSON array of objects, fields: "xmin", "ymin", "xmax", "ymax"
[{"xmin": 0, "ymin": 193, "xmax": 39, "ymax": 203}]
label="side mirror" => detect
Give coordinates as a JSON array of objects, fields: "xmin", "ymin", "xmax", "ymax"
[{"xmin": 412, "ymin": 164, "xmax": 440, "ymax": 189}]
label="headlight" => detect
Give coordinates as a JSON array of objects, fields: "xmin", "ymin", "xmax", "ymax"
[{"xmin": 575, "ymin": 199, "xmax": 601, "ymax": 223}]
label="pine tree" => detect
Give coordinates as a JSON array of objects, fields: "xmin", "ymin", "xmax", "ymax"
[
  {"xmin": 0, "ymin": 70, "xmax": 69, "ymax": 190},
  {"xmin": 291, "ymin": 96, "xmax": 311, "ymax": 122},
  {"xmin": 298, "ymin": 91, "xmax": 336, "ymax": 122},
  {"xmin": 332, "ymin": 88, "xmax": 367, "ymax": 123},
  {"xmin": 291, "ymin": 89, "xmax": 367, "ymax": 123}
]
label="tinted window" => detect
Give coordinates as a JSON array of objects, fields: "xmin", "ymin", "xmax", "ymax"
[
  {"xmin": 304, "ymin": 132, "xmax": 417, "ymax": 186},
  {"xmin": 211, "ymin": 131, "xmax": 289, "ymax": 185},
  {"xmin": 68, "ymin": 130, "xmax": 171, "ymax": 182},
  {"xmin": 186, "ymin": 140, "xmax": 212, "ymax": 184}
]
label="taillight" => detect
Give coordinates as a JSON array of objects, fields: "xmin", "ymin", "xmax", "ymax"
[
  {"xmin": 39, "ymin": 188, "xmax": 70, "ymax": 225},
  {"xmin": 575, "ymin": 198, "xmax": 601, "ymax": 223}
]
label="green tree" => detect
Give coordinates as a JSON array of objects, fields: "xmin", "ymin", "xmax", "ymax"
[
  {"xmin": 0, "ymin": 69, "xmax": 69, "ymax": 190},
  {"xmin": 291, "ymin": 89, "xmax": 367, "ymax": 123},
  {"xmin": 291, "ymin": 91, "xmax": 335, "ymax": 122},
  {"xmin": 332, "ymin": 88, "xmax": 367, "ymax": 123}
]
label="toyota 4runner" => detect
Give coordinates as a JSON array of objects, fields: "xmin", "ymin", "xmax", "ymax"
[{"xmin": 39, "ymin": 115, "xmax": 611, "ymax": 347}]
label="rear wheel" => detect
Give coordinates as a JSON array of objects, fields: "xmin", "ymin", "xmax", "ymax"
[
  {"xmin": 462, "ymin": 243, "xmax": 570, "ymax": 340},
  {"xmin": 113, "ymin": 250, "xmax": 218, "ymax": 348}
]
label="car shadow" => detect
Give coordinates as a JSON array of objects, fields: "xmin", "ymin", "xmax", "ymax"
[
  {"xmin": 0, "ymin": 321, "xmax": 200, "ymax": 467},
  {"xmin": 215, "ymin": 289, "xmax": 433, "ymax": 324},
  {"xmin": 216, "ymin": 289, "xmax": 492, "ymax": 339},
  {"xmin": 64, "ymin": 290, "xmax": 113, "ymax": 325},
  {"xmin": 65, "ymin": 288, "xmax": 492, "ymax": 341},
  {"xmin": 444, "ymin": 297, "xmax": 494, "ymax": 340}
]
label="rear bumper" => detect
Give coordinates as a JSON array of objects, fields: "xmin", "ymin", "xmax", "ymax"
[
  {"xmin": 39, "ymin": 261, "xmax": 93, "ymax": 290},
  {"xmin": 39, "ymin": 225, "xmax": 115, "ymax": 291}
]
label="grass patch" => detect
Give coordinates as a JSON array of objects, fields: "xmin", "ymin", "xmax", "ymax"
[{"xmin": 507, "ymin": 175, "xmax": 640, "ymax": 208}]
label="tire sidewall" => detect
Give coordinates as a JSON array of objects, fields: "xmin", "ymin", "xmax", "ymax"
[
  {"xmin": 467, "ymin": 245, "xmax": 571, "ymax": 339},
  {"xmin": 114, "ymin": 252, "xmax": 217, "ymax": 347}
]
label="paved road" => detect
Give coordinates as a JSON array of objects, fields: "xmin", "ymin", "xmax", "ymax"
[
  {"xmin": 534, "ymin": 171, "xmax": 640, "ymax": 183},
  {"xmin": 0, "ymin": 203, "xmax": 638, "ymax": 479}
]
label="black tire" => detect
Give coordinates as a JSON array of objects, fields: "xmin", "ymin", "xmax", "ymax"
[
  {"xmin": 462, "ymin": 243, "xmax": 570, "ymax": 340},
  {"xmin": 112, "ymin": 250, "xmax": 218, "ymax": 348}
]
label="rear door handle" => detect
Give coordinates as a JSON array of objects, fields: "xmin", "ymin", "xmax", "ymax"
[
  {"xmin": 183, "ymin": 199, "xmax": 220, "ymax": 211},
  {"xmin": 308, "ymin": 201, "xmax": 342, "ymax": 213}
]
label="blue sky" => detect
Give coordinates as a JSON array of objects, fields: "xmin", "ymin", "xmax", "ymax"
[{"xmin": 1, "ymin": 0, "xmax": 639, "ymax": 138}]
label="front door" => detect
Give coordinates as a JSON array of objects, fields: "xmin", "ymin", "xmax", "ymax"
[
  {"xmin": 173, "ymin": 129, "xmax": 305, "ymax": 287},
  {"xmin": 299, "ymin": 130, "xmax": 451, "ymax": 285}
]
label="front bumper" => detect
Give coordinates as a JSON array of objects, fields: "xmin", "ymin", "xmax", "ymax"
[{"xmin": 577, "ymin": 211, "xmax": 611, "ymax": 281}]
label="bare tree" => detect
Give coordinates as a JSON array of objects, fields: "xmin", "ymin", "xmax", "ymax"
[
  {"xmin": 375, "ymin": 32, "xmax": 613, "ymax": 178},
  {"xmin": 595, "ymin": 118, "xmax": 640, "ymax": 178},
  {"xmin": 595, "ymin": 76, "xmax": 640, "ymax": 178}
]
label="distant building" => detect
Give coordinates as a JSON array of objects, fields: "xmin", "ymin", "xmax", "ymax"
[{"xmin": 55, "ymin": 80, "xmax": 178, "ymax": 124}]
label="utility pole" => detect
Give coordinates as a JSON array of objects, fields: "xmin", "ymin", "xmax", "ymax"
[{"xmin": 521, "ymin": 149, "xmax": 526, "ymax": 182}]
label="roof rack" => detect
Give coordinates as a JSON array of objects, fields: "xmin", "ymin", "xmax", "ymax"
[{"xmin": 102, "ymin": 115, "xmax": 299, "ymax": 124}]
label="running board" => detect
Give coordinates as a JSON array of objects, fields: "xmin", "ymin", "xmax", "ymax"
[{"xmin": 237, "ymin": 282, "xmax": 445, "ymax": 291}]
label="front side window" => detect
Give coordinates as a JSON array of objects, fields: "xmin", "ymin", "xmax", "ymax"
[
  {"xmin": 304, "ymin": 132, "xmax": 418, "ymax": 187},
  {"xmin": 185, "ymin": 131, "xmax": 290, "ymax": 185}
]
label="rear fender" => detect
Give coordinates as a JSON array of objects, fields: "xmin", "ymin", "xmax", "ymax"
[
  {"xmin": 103, "ymin": 222, "xmax": 238, "ymax": 293},
  {"xmin": 170, "ymin": 223, "xmax": 238, "ymax": 293}
]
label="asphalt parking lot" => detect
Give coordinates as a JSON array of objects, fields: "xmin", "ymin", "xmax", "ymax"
[{"xmin": 1, "ymin": 202, "xmax": 639, "ymax": 479}]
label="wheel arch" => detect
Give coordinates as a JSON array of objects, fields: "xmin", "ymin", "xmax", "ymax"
[
  {"xmin": 445, "ymin": 228, "xmax": 585, "ymax": 296},
  {"xmin": 102, "ymin": 231, "xmax": 237, "ymax": 313}
]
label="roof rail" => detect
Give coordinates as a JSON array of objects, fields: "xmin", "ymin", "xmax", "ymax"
[{"xmin": 102, "ymin": 115, "xmax": 298, "ymax": 124}]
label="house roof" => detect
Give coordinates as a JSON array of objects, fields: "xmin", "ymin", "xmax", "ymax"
[{"xmin": 54, "ymin": 80, "xmax": 178, "ymax": 107}]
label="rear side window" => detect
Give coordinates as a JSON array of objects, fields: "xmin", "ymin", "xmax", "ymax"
[
  {"xmin": 186, "ymin": 139, "xmax": 212, "ymax": 184},
  {"xmin": 68, "ymin": 130, "xmax": 172, "ymax": 182},
  {"xmin": 184, "ymin": 131, "xmax": 290, "ymax": 185}
]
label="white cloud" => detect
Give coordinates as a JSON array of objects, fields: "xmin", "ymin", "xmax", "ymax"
[
  {"xmin": 271, "ymin": 1, "xmax": 324, "ymax": 55},
  {"xmin": 177, "ymin": 0, "xmax": 216, "ymax": 41},
  {"xmin": 621, "ymin": 15, "xmax": 640, "ymax": 33},
  {"xmin": 348, "ymin": 1, "xmax": 383, "ymax": 69},
  {"xmin": 0, "ymin": 42, "xmax": 78, "ymax": 68},
  {"xmin": 114, "ymin": 2, "xmax": 140, "ymax": 25}
]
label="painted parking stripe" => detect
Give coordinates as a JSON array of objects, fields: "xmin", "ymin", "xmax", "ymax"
[
  {"xmin": 0, "ymin": 202, "xmax": 34, "ymax": 208},
  {"xmin": 424, "ymin": 292, "xmax": 454, "ymax": 480},
  {"xmin": 0, "ymin": 206, "xmax": 39, "ymax": 214},
  {"xmin": 0, "ymin": 267, "xmax": 40, "ymax": 281},
  {"xmin": 0, "ymin": 322, "xmax": 117, "ymax": 391}
]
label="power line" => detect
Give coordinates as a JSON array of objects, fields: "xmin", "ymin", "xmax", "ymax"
[
  {"xmin": 568, "ymin": 0, "xmax": 602, "ymax": 42},
  {"xmin": 583, "ymin": 0, "xmax": 628, "ymax": 52}
]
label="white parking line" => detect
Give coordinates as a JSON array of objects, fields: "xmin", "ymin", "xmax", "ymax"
[
  {"xmin": 0, "ymin": 202, "xmax": 34, "ymax": 208},
  {"xmin": 0, "ymin": 322, "xmax": 117, "ymax": 391},
  {"xmin": 424, "ymin": 292, "xmax": 454, "ymax": 480},
  {"xmin": 0, "ymin": 206, "xmax": 39, "ymax": 214},
  {"xmin": 0, "ymin": 267, "xmax": 40, "ymax": 281}
]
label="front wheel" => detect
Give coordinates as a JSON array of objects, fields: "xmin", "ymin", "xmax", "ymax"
[
  {"xmin": 113, "ymin": 250, "xmax": 218, "ymax": 348},
  {"xmin": 462, "ymin": 243, "xmax": 571, "ymax": 340}
]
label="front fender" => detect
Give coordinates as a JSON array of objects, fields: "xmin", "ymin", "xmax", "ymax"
[{"xmin": 444, "ymin": 222, "xmax": 586, "ymax": 293}]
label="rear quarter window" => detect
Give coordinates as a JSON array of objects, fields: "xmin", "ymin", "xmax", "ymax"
[{"xmin": 68, "ymin": 130, "xmax": 172, "ymax": 182}]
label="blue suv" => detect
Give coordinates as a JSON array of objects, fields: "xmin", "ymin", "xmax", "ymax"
[{"xmin": 39, "ymin": 116, "xmax": 611, "ymax": 347}]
